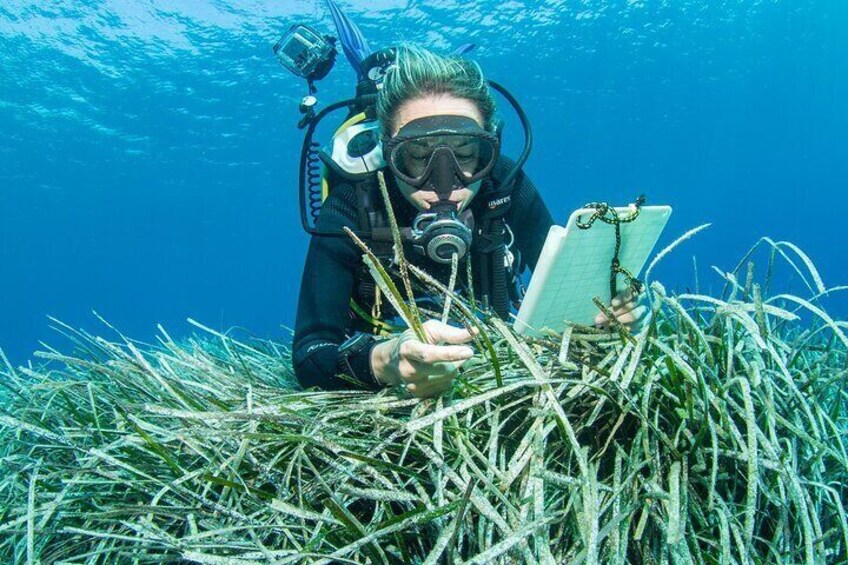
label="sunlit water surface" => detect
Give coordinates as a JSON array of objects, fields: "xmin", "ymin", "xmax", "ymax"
[{"xmin": 1, "ymin": 1, "xmax": 846, "ymax": 362}]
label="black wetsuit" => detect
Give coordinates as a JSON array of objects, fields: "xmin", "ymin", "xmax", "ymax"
[{"xmin": 292, "ymin": 157, "xmax": 554, "ymax": 390}]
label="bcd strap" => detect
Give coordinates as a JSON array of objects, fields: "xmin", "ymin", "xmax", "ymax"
[{"xmin": 472, "ymin": 178, "xmax": 515, "ymax": 319}]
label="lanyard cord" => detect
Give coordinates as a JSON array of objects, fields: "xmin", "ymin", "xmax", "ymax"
[{"xmin": 576, "ymin": 195, "xmax": 647, "ymax": 303}]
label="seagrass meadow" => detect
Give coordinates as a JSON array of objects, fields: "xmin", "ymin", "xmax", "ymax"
[{"xmin": 1, "ymin": 233, "xmax": 847, "ymax": 564}]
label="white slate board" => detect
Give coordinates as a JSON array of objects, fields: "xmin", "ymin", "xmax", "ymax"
[{"xmin": 514, "ymin": 205, "xmax": 672, "ymax": 335}]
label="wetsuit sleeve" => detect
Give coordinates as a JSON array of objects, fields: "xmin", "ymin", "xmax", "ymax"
[
  {"xmin": 507, "ymin": 168, "xmax": 555, "ymax": 273},
  {"xmin": 292, "ymin": 188, "xmax": 384, "ymax": 391}
]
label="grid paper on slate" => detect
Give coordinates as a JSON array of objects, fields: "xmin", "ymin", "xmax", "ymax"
[{"xmin": 514, "ymin": 205, "xmax": 672, "ymax": 335}]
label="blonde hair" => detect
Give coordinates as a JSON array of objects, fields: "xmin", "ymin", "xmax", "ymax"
[{"xmin": 376, "ymin": 44, "xmax": 496, "ymax": 138}]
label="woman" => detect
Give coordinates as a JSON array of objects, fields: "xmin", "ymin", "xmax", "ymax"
[{"xmin": 293, "ymin": 45, "xmax": 642, "ymax": 398}]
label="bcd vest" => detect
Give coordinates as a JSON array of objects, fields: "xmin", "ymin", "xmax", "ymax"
[{"xmin": 347, "ymin": 175, "xmax": 522, "ymax": 335}]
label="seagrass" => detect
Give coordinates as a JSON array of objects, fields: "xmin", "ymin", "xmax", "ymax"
[{"xmin": 1, "ymin": 236, "xmax": 846, "ymax": 563}]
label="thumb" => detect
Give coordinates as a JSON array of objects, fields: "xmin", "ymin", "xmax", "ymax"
[{"xmin": 422, "ymin": 320, "xmax": 475, "ymax": 345}]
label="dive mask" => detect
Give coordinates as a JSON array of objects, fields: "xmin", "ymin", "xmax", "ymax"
[
  {"xmin": 384, "ymin": 115, "xmax": 499, "ymax": 196},
  {"xmin": 385, "ymin": 115, "xmax": 500, "ymax": 264}
]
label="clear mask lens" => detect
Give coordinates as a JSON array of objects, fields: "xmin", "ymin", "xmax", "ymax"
[{"xmin": 391, "ymin": 134, "xmax": 496, "ymax": 182}]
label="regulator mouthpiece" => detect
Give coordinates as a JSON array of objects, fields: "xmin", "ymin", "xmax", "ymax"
[{"xmin": 410, "ymin": 207, "xmax": 473, "ymax": 264}]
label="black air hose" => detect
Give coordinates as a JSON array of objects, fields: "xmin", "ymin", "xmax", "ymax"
[
  {"xmin": 305, "ymin": 141, "xmax": 322, "ymax": 222},
  {"xmin": 490, "ymin": 218, "xmax": 511, "ymax": 319},
  {"xmin": 298, "ymin": 94, "xmax": 378, "ymax": 236},
  {"xmin": 479, "ymin": 250, "xmax": 490, "ymax": 310}
]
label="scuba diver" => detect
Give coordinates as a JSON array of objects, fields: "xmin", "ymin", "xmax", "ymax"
[{"xmin": 277, "ymin": 4, "xmax": 644, "ymax": 398}]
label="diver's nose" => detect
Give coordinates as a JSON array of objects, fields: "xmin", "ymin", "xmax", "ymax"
[{"xmin": 429, "ymin": 148, "xmax": 458, "ymax": 199}]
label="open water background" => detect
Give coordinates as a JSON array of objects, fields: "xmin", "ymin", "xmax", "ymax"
[{"xmin": 1, "ymin": 1, "xmax": 846, "ymax": 363}]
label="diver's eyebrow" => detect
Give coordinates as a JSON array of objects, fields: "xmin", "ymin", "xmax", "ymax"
[
  {"xmin": 406, "ymin": 137, "xmax": 478, "ymax": 150},
  {"xmin": 408, "ymin": 139, "xmax": 437, "ymax": 148}
]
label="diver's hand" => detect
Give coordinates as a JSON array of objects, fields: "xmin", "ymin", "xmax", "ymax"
[
  {"xmin": 371, "ymin": 320, "xmax": 475, "ymax": 399},
  {"xmin": 594, "ymin": 290, "xmax": 648, "ymax": 332}
]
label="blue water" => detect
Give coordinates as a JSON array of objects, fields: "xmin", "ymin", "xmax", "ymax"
[{"xmin": 1, "ymin": 1, "xmax": 846, "ymax": 364}]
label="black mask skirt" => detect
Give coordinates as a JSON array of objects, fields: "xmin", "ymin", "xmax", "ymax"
[{"xmin": 384, "ymin": 115, "xmax": 500, "ymax": 202}]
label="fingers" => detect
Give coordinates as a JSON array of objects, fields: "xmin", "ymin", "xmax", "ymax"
[
  {"xmin": 610, "ymin": 293, "xmax": 626, "ymax": 310},
  {"xmin": 406, "ymin": 371, "xmax": 456, "ymax": 398},
  {"xmin": 612, "ymin": 291, "xmax": 640, "ymax": 311},
  {"xmin": 390, "ymin": 320, "xmax": 479, "ymax": 398},
  {"xmin": 596, "ymin": 292, "xmax": 647, "ymax": 329},
  {"xmin": 611, "ymin": 289, "xmax": 636, "ymax": 309},
  {"xmin": 401, "ymin": 339, "xmax": 474, "ymax": 365},
  {"xmin": 616, "ymin": 300, "xmax": 639, "ymax": 316},
  {"xmin": 616, "ymin": 304, "xmax": 646, "ymax": 326},
  {"xmin": 422, "ymin": 319, "xmax": 476, "ymax": 345},
  {"xmin": 394, "ymin": 340, "xmax": 470, "ymax": 389},
  {"xmin": 400, "ymin": 347, "xmax": 466, "ymax": 397}
]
